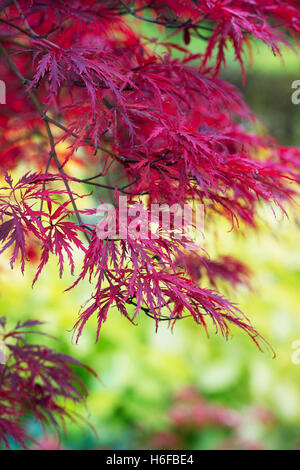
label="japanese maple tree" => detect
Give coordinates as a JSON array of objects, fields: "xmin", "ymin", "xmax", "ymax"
[
  {"xmin": 0, "ymin": 316, "xmax": 97, "ymax": 448},
  {"xmin": 0, "ymin": 0, "xmax": 300, "ymax": 350}
]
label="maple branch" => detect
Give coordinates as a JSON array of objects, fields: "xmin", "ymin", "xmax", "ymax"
[
  {"xmin": 0, "ymin": 5, "xmax": 60, "ymax": 49},
  {"xmin": 118, "ymin": 0, "xmax": 213, "ymax": 35},
  {"xmin": 125, "ymin": 297, "xmax": 188, "ymax": 323},
  {"xmin": 0, "ymin": 17, "xmax": 37, "ymax": 39},
  {"xmin": 43, "ymin": 116, "xmax": 131, "ymax": 165},
  {"xmin": 81, "ymin": 172, "xmax": 105, "ymax": 182},
  {"xmin": 43, "ymin": 120, "xmax": 87, "ymax": 233},
  {"xmin": 0, "ymin": 42, "xmax": 87, "ymax": 237},
  {"xmin": 39, "ymin": 146, "xmax": 53, "ymax": 213},
  {"xmin": 42, "ymin": 117, "xmax": 149, "ymax": 195},
  {"xmin": 12, "ymin": 0, "xmax": 38, "ymax": 37},
  {"xmin": 43, "ymin": 116, "xmax": 173, "ymax": 190},
  {"xmin": 118, "ymin": 1, "xmax": 154, "ymax": 16},
  {"xmin": 119, "ymin": 176, "xmax": 141, "ymax": 191},
  {"xmin": 119, "ymin": 0, "xmax": 192, "ymax": 28}
]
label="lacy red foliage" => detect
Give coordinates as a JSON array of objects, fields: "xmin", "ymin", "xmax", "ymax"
[
  {"xmin": 0, "ymin": 316, "xmax": 97, "ymax": 449},
  {"xmin": 176, "ymin": 253, "xmax": 252, "ymax": 288},
  {"xmin": 0, "ymin": 0, "xmax": 299, "ymax": 349}
]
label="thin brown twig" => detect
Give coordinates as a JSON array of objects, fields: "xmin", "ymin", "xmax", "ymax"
[{"xmin": 0, "ymin": 5, "xmax": 60, "ymax": 49}]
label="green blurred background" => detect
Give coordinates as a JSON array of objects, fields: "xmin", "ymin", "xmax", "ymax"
[{"xmin": 2, "ymin": 37, "xmax": 300, "ymax": 450}]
